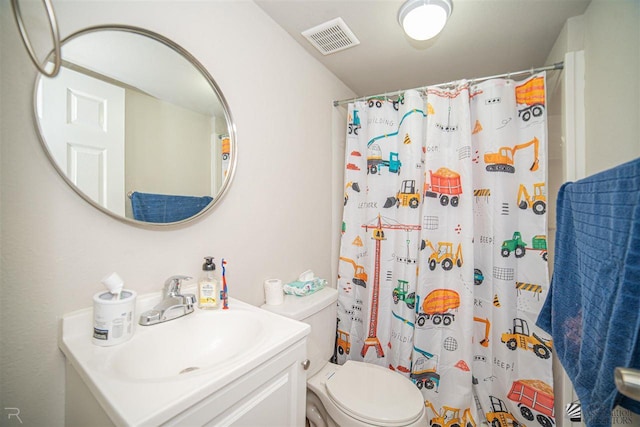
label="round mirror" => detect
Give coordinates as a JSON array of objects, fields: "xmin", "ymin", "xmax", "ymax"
[{"xmin": 33, "ymin": 25, "xmax": 236, "ymax": 226}]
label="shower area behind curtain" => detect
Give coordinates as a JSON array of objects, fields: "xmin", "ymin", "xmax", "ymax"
[{"xmin": 337, "ymin": 74, "xmax": 553, "ymax": 426}]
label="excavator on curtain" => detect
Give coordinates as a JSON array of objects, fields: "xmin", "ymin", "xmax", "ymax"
[
  {"xmin": 338, "ymin": 256, "xmax": 367, "ymax": 288},
  {"xmin": 517, "ymin": 183, "xmax": 546, "ymax": 215},
  {"xmin": 474, "ymin": 317, "xmax": 490, "ymax": 347},
  {"xmin": 484, "ymin": 137, "xmax": 539, "ymax": 173},
  {"xmin": 424, "ymin": 401, "xmax": 477, "ymax": 427}
]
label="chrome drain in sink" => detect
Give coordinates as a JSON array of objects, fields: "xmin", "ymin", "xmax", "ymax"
[{"xmin": 179, "ymin": 367, "xmax": 200, "ymax": 374}]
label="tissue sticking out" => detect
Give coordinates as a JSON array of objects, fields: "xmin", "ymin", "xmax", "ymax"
[
  {"xmin": 101, "ymin": 272, "xmax": 124, "ymax": 300},
  {"xmin": 299, "ymin": 270, "xmax": 314, "ymax": 282}
]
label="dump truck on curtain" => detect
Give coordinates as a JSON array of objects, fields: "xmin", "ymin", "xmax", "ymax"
[
  {"xmin": 516, "ymin": 76, "xmax": 545, "ymax": 121},
  {"xmin": 507, "ymin": 379, "xmax": 555, "ymax": 427},
  {"xmin": 424, "ymin": 167, "xmax": 463, "ymax": 207}
]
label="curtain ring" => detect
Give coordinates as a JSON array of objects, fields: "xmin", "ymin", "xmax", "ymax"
[{"xmin": 11, "ymin": 0, "xmax": 62, "ymax": 77}]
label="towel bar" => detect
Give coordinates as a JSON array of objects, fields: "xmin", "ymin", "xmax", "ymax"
[{"xmin": 615, "ymin": 367, "xmax": 640, "ymax": 402}]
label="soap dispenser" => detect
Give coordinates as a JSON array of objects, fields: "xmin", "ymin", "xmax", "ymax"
[{"xmin": 198, "ymin": 256, "xmax": 219, "ymax": 309}]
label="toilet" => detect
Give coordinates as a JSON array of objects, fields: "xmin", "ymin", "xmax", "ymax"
[{"xmin": 261, "ymin": 286, "xmax": 427, "ymax": 427}]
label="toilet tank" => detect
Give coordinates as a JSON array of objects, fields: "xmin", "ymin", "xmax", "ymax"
[{"xmin": 261, "ymin": 287, "xmax": 337, "ymax": 377}]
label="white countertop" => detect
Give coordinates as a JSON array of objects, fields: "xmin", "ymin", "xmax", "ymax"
[{"xmin": 58, "ymin": 286, "xmax": 309, "ymax": 426}]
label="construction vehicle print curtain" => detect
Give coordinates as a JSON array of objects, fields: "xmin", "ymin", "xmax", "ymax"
[{"xmin": 337, "ymin": 73, "xmax": 553, "ymax": 427}]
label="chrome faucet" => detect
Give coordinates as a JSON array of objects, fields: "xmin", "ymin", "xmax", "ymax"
[{"xmin": 139, "ymin": 275, "xmax": 196, "ymax": 326}]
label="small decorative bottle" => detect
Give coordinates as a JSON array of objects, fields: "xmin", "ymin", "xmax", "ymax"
[{"xmin": 198, "ymin": 256, "xmax": 219, "ymax": 309}]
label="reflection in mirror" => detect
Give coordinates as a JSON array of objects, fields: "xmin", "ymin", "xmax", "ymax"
[{"xmin": 34, "ymin": 25, "xmax": 236, "ymax": 225}]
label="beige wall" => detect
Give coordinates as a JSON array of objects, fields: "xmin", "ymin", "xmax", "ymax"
[
  {"xmin": 0, "ymin": 1, "xmax": 355, "ymax": 425},
  {"xmin": 125, "ymin": 89, "xmax": 213, "ymax": 198},
  {"xmin": 578, "ymin": 3, "xmax": 640, "ymax": 424},
  {"xmin": 543, "ymin": 16, "xmax": 580, "ymax": 427},
  {"xmin": 2, "ymin": 0, "xmax": 638, "ymax": 425},
  {"xmin": 543, "ymin": 2, "xmax": 640, "ymax": 425},
  {"xmin": 583, "ymin": 0, "xmax": 640, "ymax": 175},
  {"xmin": 544, "ymin": 0, "xmax": 640, "ymax": 272},
  {"xmin": 545, "ymin": 0, "xmax": 640, "ymax": 179}
]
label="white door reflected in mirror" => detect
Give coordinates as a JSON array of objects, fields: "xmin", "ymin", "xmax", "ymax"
[
  {"xmin": 38, "ymin": 66, "xmax": 126, "ymax": 216},
  {"xmin": 34, "ymin": 25, "xmax": 236, "ymax": 226}
]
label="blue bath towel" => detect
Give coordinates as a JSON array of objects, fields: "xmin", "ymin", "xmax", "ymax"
[
  {"xmin": 537, "ymin": 158, "xmax": 640, "ymax": 426},
  {"xmin": 130, "ymin": 191, "xmax": 213, "ymax": 223}
]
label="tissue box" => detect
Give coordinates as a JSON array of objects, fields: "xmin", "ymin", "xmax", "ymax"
[{"xmin": 283, "ymin": 278, "xmax": 326, "ymax": 296}]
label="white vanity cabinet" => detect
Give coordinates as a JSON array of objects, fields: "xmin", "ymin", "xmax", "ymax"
[
  {"xmin": 60, "ymin": 294, "xmax": 310, "ymax": 427},
  {"xmin": 65, "ymin": 339, "xmax": 307, "ymax": 426},
  {"xmin": 166, "ymin": 339, "xmax": 306, "ymax": 426}
]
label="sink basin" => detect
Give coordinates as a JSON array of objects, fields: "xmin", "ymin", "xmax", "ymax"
[
  {"xmin": 58, "ymin": 287, "xmax": 309, "ymax": 426},
  {"xmin": 108, "ymin": 310, "xmax": 266, "ymax": 381}
]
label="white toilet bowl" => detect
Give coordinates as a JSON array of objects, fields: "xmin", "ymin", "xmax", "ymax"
[
  {"xmin": 306, "ymin": 361, "xmax": 427, "ymax": 427},
  {"xmin": 260, "ymin": 287, "xmax": 426, "ymax": 427}
]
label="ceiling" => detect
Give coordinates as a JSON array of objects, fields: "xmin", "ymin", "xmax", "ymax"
[{"xmin": 255, "ymin": 0, "xmax": 591, "ymax": 99}]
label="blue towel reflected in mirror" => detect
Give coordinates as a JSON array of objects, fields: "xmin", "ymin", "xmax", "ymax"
[{"xmin": 130, "ymin": 191, "xmax": 213, "ymax": 223}]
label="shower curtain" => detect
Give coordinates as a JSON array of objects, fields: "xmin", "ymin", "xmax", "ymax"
[{"xmin": 337, "ymin": 73, "xmax": 553, "ymax": 426}]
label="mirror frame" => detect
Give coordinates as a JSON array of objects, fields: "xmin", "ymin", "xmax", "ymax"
[{"xmin": 33, "ymin": 24, "xmax": 237, "ymax": 227}]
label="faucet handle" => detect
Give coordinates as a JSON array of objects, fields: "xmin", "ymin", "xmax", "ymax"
[
  {"xmin": 164, "ymin": 275, "xmax": 192, "ymax": 295},
  {"xmin": 183, "ymin": 293, "xmax": 197, "ymax": 308}
]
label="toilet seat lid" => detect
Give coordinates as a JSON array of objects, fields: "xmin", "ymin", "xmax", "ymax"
[{"xmin": 326, "ymin": 361, "xmax": 424, "ymax": 426}]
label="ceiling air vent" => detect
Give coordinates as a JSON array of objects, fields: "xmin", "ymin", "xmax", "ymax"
[{"xmin": 302, "ymin": 17, "xmax": 360, "ymax": 55}]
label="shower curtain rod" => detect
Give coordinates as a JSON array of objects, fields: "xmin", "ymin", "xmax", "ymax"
[{"xmin": 332, "ymin": 62, "xmax": 564, "ymax": 107}]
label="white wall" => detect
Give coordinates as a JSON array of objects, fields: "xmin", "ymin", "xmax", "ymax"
[{"xmin": 0, "ymin": 1, "xmax": 355, "ymax": 425}]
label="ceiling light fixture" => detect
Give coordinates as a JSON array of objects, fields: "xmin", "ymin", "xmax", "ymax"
[{"xmin": 398, "ymin": 0, "xmax": 453, "ymax": 41}]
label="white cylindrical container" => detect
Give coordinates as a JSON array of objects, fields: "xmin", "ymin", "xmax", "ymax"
[
  {"xmin": 92, "ymin": 290, "xmax": 137, "ymax": 346},
  {"xmin": 264, "ymin": 279, "xmax": 284, "ymax": 305}
]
